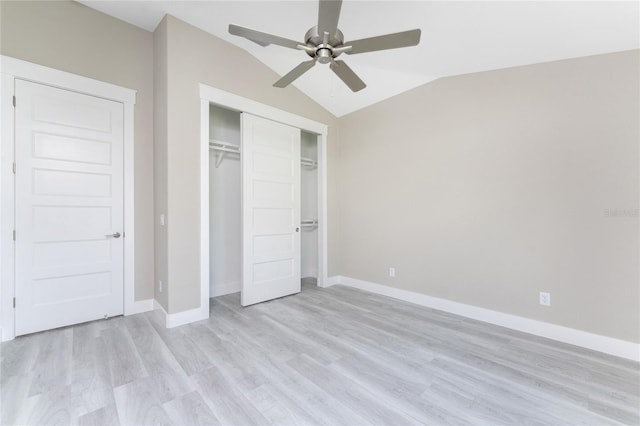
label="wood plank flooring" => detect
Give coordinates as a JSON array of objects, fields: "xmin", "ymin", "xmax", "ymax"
[{"xmin": 2, "ymin": 279, "xmax": 639, "ymax": 425}]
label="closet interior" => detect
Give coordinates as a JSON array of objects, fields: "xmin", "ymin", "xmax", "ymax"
[{"xmin": 208, "ymin": 104, "xmax": 319, "ymax": 300}]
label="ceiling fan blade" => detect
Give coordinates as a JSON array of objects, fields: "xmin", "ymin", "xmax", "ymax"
[
  {"xmin": 229, "ymin": 24, "xmax": 300, "ymax": 49},
  {"xmin": 317, "ymin": 0, "xmax": 342, "ymax": 37},
  {"xmin": 329, "ymin": 60, "xmax": 366, "ymax": 92},
  {"xmin": 346, "ymin": 29, "xmax": 421, "ymax": 55},
  {"xmin": 273, "ymin": 60, "xmax": 317, "ymax": 88}
]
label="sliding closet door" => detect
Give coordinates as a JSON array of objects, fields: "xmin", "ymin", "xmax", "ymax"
[{"xmin": 241, "ymin": 113, "xmax": 301, "ymax": 306}]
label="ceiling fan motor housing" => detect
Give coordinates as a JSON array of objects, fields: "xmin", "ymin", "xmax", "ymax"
[{"xmin": 304, "ymin": 26, "xmax": 345, "ymax": 63}]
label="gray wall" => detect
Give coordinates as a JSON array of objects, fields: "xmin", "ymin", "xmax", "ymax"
[
  {"xmin": 335, "ymin": 50, "xmax": 640, "ymax": 343},
  {"xmin": 0, "ymin": 1, "xmax": 156, "ymax": 302},
  {"xmin": 157, "ymin": 15, "xmax": 337, "ymax": 313}
]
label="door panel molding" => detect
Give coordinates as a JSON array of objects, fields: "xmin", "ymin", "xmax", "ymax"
[
  {"xmin": 241, "ymin": 113, "xmax": 301, "ymax": 306},
  {"xmin": 0, "ymin": 56, "xmax": 140, "ymax": 341},
  {"xmin": 14, "ymin": 80, "xmax": 124, "ymax": 335}
]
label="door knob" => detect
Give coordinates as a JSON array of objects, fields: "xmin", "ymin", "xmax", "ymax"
[
  {"xmin": 106, "ymin": 232, "xmax": 121, "ymax": 238},
  {"xmin": 296, "ymin": 227, "xmax": 300, "ymax": 232}
]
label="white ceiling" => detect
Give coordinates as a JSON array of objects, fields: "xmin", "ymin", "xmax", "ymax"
[{"xmin": 78, "ymin": 1, "xmax": 639, "ymax": 117}]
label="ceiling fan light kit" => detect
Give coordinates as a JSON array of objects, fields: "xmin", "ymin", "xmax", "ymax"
[{"xmin": 228, "ymin": 0, "xmax": 421, "ymax": 92}]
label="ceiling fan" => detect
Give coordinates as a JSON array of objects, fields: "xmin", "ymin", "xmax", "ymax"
[{"xmin": 228, "ymin": 0, "xmax": 421, "ymax": 92}]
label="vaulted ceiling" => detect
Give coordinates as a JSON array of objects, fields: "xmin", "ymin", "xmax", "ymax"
[{"xmin": 78, "ymin": 1, "xmax": 639, "ymax": 117}]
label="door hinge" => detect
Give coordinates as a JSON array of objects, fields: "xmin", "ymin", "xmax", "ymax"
[
  {"xmin": 12, "ymin": 162, "xmax": 16, "ymax": 174},
  {"xmin": 12, "ymin": 229, "xmax": 16, "ymax": 241},
  {"xmin": 13, "ymin": 297, "xmax": 16, "ymax": 308},
  {"xmin": 12, "ymin": 95, "xmax": 16, "ymax": 107}
]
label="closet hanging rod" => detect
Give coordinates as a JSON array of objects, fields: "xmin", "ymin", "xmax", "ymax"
[
  {"xmin": 209, "ymin": 139, "xmax": 239, "ymax": 149},
  {"xmin": 209, "ymin": 139, "xmax": 240, "ymax": 168},
  {"xmin": 301, "ymin": 157, "xmax": 318, "ymax": 168},
  {"xmin": 211, "ymin": 146, "xmax": 240, "ymax": 154}
]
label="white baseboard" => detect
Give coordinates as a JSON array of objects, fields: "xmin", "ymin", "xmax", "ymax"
[
  {"xmin": 153, "ymin": 299, "xmax": 168, "ymax": 316},
  {"xmin": 327, "ymin": 275, "xmax": 640, "ymax": 362},
  {"xmin": 125, "ymin": 298, "xmax": 154, "ymax": 315},
  {"xmin": 153, "ymin": 299, "xmax": 209, "ymax": 328},
  {"xmin": 324, "ymin": 275, "xmax": 341, "ymax": 287},
  {"xmin": 210, "ymin": 281, "xmax": 240, "ymax": 297}
]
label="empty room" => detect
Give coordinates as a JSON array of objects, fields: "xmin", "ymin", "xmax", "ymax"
[{"xmin": 0, "ymin": 0, "xmax": 638, "ymax": 425}]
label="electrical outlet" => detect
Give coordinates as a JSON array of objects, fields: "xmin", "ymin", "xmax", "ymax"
[
  {"xmin": 389, "ymin": 267, "xmax": 396, "ymax": 278},
  {"xmin": 539, "ymin": 291, "xmax": 551, "ymax": 306},
  {"xmin": 159, "ymin": 280, "xmax": 163, "ymax": 293},
  {"xmin": 160, "ymin": 214, "xmax": 165, "ymax": 226}
]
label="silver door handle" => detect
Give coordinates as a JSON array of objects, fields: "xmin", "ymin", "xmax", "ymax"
[{"xmin": 106, "ymin": 232, "xmax": 121, "ymax": 238}]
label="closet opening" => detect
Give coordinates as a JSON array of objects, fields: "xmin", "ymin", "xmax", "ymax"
[
  {"xmin": 300, "ymin": 130, "xmax": 320, "ymax": 289},
  {"xmin": 206, "ymin": 99, "xmax": 326, "ymax": 306},
  {"xmin": 209, "ymin": 105, "xmax": 242, "ymax": 298}
]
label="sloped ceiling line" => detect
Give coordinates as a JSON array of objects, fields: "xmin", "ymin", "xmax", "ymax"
[{"xmin": 78, "ymin": 0, "xmax": 639, "ymax": 117}]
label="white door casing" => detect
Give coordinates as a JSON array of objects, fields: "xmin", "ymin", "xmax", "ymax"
[
  {"xmin": 241, "ymin": 113, "xmax": 301, "ymax": 306},
  {"xmin": 199, "ymin": 84, "xmax": 329, "ymax": 321},
  {"xmin": 14, "ymin": 79, "xmax": 124, "ymax": 335}
]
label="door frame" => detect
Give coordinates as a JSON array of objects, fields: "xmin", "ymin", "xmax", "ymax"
[
  {"xmin": 0, "ymin": 56, "xmax": 137, "ymax": 341},
  {"xmin": 199, "ymin": 84, "xmax": 329, "ymax": 310}
]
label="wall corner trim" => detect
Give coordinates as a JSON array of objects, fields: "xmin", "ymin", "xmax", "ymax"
[
  {"xmin": 327, "ymin": 275, "xmax": 640, "ymax": 362},
  {"xmin": 153, "ymin": 299, "xmax": 209, "ymax": 329}
]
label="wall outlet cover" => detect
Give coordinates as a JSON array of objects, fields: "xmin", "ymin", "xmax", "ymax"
[{"xmin": 539, "ymin": 291, "xmax": 551, "ymax": 306}]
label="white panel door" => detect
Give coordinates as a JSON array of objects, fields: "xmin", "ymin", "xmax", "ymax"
[
  {"xmin": 241, "ymin": 113, "xmax": 301, "ymax": 306},
  {"xmin": 14, "ymin": 79, "xmax": 124, "ymax": 336}
]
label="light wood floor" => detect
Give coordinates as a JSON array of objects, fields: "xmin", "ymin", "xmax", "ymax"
[{"xmin": 2, "ymin": 280, "xmax": 639, "ymax": 425}]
